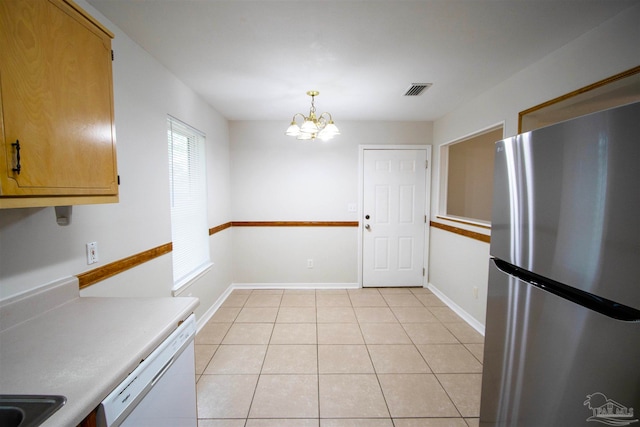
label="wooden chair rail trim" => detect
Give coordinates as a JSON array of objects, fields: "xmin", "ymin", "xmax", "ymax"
[
  {"xmin": 430, "ymin": 221, "xmax": 491, "ymax": 243},
  {"xmin": 435, "ymin": 215, "xmax": 491, "ymax": 230},
  {"xmin": 79, "ymin": 221, "xmax": 490, "ymax": 290},
  {"xmin": 209, "ymin": 222, "xmax": 232, "ymax": 235},
  {"xmin": 211, "ymin": 221, "xmax": 359, "ymax": 234},
  {"xmin": 78, "ymin": 221, "xmax": 360, "ymax": 290},
  {"xmin": 232, "ymin": 221, "xmax": 359, "ymax": 227},
  {"xmin": 77, "ymin": 243, "xmax": 172, "ymax": 289}
]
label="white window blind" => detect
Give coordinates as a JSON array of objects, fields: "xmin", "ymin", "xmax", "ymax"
[{"xmin": 167, "ymin": 116, "xmax": 210, "ymax": 290}]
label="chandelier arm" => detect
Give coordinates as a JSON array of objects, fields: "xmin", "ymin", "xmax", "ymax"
[
  {"xmin": 291, "ymin": 112, "xmax": 307, "ymax": 124},
  {"xmin": 317, "ymin": 112, "xmax": 333, "ymax": 129}
]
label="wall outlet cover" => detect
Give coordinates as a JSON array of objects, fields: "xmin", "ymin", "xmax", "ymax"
[{"xmin": 86, "ymin": 242, "xmax": 98, "ymax": 265}]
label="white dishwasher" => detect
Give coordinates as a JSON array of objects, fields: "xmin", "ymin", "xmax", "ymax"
[{"xmin": 97, "ymin": 314, "xmax": 197, "ymax": 427}]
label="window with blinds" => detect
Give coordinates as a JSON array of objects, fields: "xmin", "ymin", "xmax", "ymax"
[{"xmin": 167, "ymin": 116, "xmax": 210, "ymax": 291}]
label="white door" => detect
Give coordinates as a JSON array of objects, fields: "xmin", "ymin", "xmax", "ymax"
[{"xmin": 362, "ymin": 149, "xmax": 428, "ymax": 287}]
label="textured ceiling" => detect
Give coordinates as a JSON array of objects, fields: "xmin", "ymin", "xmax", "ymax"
[{"xmin": 87, "ymin": 0, "xmax": 636, "ymax": 121}]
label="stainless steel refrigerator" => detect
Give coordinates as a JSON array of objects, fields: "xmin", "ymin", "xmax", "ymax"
[{"xmin": 480, "ymin": 101, "xmax": 640, "ymax": 427}]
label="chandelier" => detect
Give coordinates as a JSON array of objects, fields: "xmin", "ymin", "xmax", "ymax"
[{"xmin": 285, "ymin": 90, "xmax": 340, "ymax": 141}]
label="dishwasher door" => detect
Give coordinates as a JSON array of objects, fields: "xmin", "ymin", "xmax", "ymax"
[
  {"xmin": 98, "ymin": 314, "xmax": 197, "ymax": 427},
  {"xmin": 120, "ymin": 340, "xmax": 196, "ymax": 427}
]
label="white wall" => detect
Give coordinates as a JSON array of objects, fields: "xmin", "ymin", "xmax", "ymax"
[
  {"xmin": 230, "ymin": 121, "xmax": 432, "ymax": 285},
  {"xmin": 429, "ymin": 3, "xmax": 640, "ymax": 326},
  {"xmin": 2, "ymin": 1, "xmax": 637, "ymax": 329},
  {"xmin": 0, "ymin": 1, "xmax": 233, "ymax": 321}
]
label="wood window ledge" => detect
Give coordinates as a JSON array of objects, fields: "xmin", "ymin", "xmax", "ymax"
[
  {"xmin": 430, "ymin": 221, "xmax": 490, "ymax": 243},
  {"xmin": 436, "ymin": 215, "xmax": 491, "ymax": 230}
]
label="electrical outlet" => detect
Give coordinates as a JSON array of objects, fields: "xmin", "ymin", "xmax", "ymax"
[
  {"xmin": 86, "ymin": 242, "xmax": 98, "ymax": 265},
  {"xmin": 307, "ymin": 259, "xmax": 314, "ymax": 269}
]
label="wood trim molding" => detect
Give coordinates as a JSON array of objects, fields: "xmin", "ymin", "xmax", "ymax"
[
  {"xmin": 430, "ymin": 221, "xmax": 490, "ymax": 243},
  {"xmin": 209, "ymin": 221, "xmax": 232, "ymax": 235},
  {"xmin": 77, "ymin": 243, "xmax": 172, "ymax": 289},
  {"xmin": 232, "ymin": 221, "xmax": 359, "ymax": 227},
  {"xmin": 78, "ymin": 221, "xmax": 361, "ymax": 289},
  {"xmin": 436, "ymin": 215, "xmax": 491, "ymax": 230},
  {"xmin": 518, "ymin": 65, "xmax": 640, "ymax": 133},
  {"xmin": 63, "ymin": 0, "xmax": 115, "ymax": 38}
]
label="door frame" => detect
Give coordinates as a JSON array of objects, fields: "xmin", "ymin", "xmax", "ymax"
[{"xmin": 358, "ymin": 145, "xmax": 432, "ymax": 288}]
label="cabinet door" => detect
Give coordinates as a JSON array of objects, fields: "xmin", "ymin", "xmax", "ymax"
[{"xmin": 0, "ymin": 0, "xmax": 118, "ymax": 198}]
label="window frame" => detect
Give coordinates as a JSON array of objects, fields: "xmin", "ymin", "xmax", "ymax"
[
  {"xmin": 167, "ymin": 115, "xmax": 211, "ymax": 294},
  {"xmin": 438, "ymin": 123, "xmax": 504, "ymax": 228}
]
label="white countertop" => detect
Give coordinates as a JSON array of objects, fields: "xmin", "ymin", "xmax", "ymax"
[{"xmin": 0, "ymin": 277, "xmax": 199, "ymax": 427}]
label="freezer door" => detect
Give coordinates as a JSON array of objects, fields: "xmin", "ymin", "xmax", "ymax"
[
  {"xmin": 480, "ymin": 260, "xmax": 640, "ymax": 427},
  {"xmin": 491, "ymin": 101, "xmax": 640, "ymax": 310}
]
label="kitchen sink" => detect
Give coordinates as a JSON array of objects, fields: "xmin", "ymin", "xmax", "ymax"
[{"xmin": 0, "ymin": 395, "xmax": 66, "ymax": 427}]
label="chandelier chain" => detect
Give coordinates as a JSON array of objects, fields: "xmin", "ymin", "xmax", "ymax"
[{"xmin": 309, "ymin": 94, "xmax": 316, "ymax": 115}]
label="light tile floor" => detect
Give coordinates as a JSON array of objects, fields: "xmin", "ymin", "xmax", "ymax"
[{"xmin": 195, "ymin": 287, "xmax": 484, "ymax": 427}]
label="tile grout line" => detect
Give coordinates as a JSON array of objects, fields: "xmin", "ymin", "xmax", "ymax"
[
  {"xmin": 197, "ymin": 297, "xmax": 246, "ymax": 379},
  {"xmin": 196, "ymin": 287, "xmax": 482, "ymax": 426},
  {"xmin": 399, "ymin": 292, "xmax": 466, "ymax": 420},
  {"xmin": 245, "ymin": 290, "xmax": 285, "ymax": 423},
  {"xmin": 352, "ymin": 288, "xmax": 398, "ymax": 425},
  {"xmin": 315, "ymin": 289, "xmax": 321, "ymax": 423}
]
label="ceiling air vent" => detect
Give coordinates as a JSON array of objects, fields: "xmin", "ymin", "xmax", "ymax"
[{"xmin": 403, "ymin": 83, "xmax": 432, "ymax": 96}]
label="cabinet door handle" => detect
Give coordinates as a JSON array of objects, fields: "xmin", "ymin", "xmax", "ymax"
[{"xmin": 11, "ymin": 140, "xmax": 21, "ymax": 174}]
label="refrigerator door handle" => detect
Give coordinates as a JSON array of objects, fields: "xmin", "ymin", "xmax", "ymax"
[{"xmin": 493, "ymin": 258, "xmax": 640, "ymax": 322}]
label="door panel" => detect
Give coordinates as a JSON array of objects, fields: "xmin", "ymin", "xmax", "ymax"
[
  {"xmin": 375, "ymin": 185, "xmax": 390, "ymax": 223},
  {"xmin": 363, "ymin": 149, "xmax": 427, "ymax": 287},
  {"xmin": 398, "ymin": 237, "xmax": 413, "ymax": 269},
  {"xmin": 399, "ymin": 185, "xmax": 415, "ymax": 223},
  {"xmin": 374, "ymin": 238, "xmax": 389, "ymax": 269}
]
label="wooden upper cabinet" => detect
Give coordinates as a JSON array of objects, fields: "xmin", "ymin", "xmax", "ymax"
[{"xmin": 0, "ymin": 0, "xmax": 118, "ymax": 208}]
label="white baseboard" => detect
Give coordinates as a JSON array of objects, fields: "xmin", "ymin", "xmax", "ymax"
[
  {"xmin": 197, "ymin": 281, "xmax": 485, "ymax": 337},
  {"xmin": 232, "ymin": 282, "xmax": 360, "ymax": 290},
  {"xmin": 195, "ymin": 284, "xmax": 235, "ymax": 333},
  {"xmin": 427, "ymin": 282, "xmax": 485, "ymax": 336}
]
